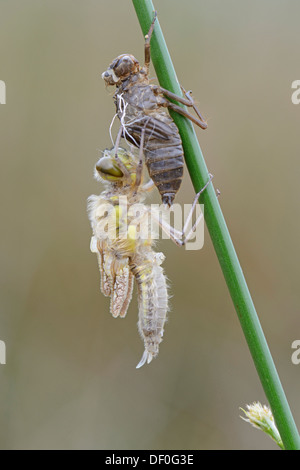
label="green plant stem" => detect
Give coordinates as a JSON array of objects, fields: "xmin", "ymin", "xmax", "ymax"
[{"xmin": 132, "ymin": 0, "xmax": 300, "ymax": 450}]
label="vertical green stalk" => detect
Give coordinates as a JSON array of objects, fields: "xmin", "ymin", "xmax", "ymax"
[{"xmin": 132, "ymin": 0, "xmax": 300, "ymax": 450}]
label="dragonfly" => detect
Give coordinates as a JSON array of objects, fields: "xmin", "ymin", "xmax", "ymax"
[
  {"xmin": 88, "ymin": 131, "xmax": 211, "ymax": 368},
  {"xmin": 102, "ymin": 11, "xmax": 207, "ymax": 207}
]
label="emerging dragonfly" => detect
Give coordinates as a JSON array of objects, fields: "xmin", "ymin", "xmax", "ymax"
[
  {"xmin": 102, "ymin": 11, "xmax": 207, "ymax": 207},
  {"xmin": 88, "ymin": 133, "xmax": 211, "ymax": 368}
]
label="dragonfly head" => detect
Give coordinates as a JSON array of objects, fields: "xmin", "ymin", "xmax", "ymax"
[
  {"xmin": 95, "ymin": 148, "xmax": 137, "ymax": 185},
  {"xmin": 102, "ymin": 54, "xmax": 139, "ymax": 86}
]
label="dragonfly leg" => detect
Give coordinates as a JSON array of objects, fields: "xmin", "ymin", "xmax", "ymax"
[
  {"xmin": 134, "ymin": 127, "xmax": 146, "ymax": 189},
  {"xmin": 113, "ymin": 125, "xmax": 131, "ymax": 180},
  {"xmin": 158, "ymin": 85, "xmax": 207, "ymax": 129},
  {"xmin": 181, "ymin": 86, "xmax": 207, "ymax": 124},
  {"xmin": 144, "ymin": 11, "xmax": 157, "ymax": 72},
  {"xmin": 140, "ymin": 179, "xmax": 155, "ymax": 193},
  {"xmin": 130, "ymin": 125, "xmax": 154, "ymax": 197},
  {"xmin": 152, "ymin": 174, "xmax": 213, "ymax": 246},
  {"xmin": 166, "ymin": 102, "xmax": 208, "ymax": 130}
]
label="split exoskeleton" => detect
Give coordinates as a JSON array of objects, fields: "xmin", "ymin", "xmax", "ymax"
[
  {"xmin": 102, "ymin": 11, "xmax": 207, "ymax": 207},
  {"xmin": 88, "ymin": 134, "xmax": 211, "ymax": 368}
]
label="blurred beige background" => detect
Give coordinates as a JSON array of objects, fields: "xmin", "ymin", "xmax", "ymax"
[{"xmin": 0, "ymin": 0, "xmax": 299, "ymax": 450}]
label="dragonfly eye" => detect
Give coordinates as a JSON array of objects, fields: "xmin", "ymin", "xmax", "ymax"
[
  {"xmin": 115, "ymin": 56, "xmax": 133, "ymax": 74},
  {"xmin": 101, "ymin": 68, "xmax": 119, "ymax": 85},
  {"xmin": 96, "ymin": 156, "xmax": 123, "ymax": 178},
  {"xmin": 102, "ymin": 55, "xmax": 139, "ymax": 85},
  {"xmin": 113, "ymin": 55, "xmax": 139, "ymax": 79},
  {"xmin": 102, "ymin": 71, "xmax": 111, "ymax": 80}
]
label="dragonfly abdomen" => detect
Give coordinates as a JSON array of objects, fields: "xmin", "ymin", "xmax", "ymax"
[
  {"xmin": 144, "ymin": 146, "xmax": 184, "ymax": 207},
  {"xmin": 125, "ymin": 114, "xmax": 185, "ymax": 207},
  {"xmin": 130, "ymin": 252, "xmax": 169, "ymax": 368}
]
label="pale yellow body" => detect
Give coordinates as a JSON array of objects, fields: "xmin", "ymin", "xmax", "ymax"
[{"xmin": 88, "ymin": 148, "xmax": 169, "ymax": 368}]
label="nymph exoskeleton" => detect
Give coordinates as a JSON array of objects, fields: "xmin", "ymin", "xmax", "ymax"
[
  {"xmin": 88, "ymin": 133, "xmax": 211, "ymax": 368},
  {"xmin": 102, "ymin": 11, "xmax": 207, "ymax": 207}
]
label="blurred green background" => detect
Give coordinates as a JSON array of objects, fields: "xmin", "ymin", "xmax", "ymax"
[{"xmin": 0, "ymin": 0, "xmax": 299, "ymax": 450}]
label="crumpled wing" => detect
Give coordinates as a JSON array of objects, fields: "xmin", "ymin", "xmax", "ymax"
[
  {"xmin": 111, "ymin": 261, "xmax": 134, "ymax": 318},
  {"xmin": 90, "ymin": 236, "xmax": 134, "ymax": 318},
  {"xmin": 90, "ymin": 236, "xmax": 113, "ymax": 297}
]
